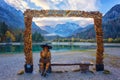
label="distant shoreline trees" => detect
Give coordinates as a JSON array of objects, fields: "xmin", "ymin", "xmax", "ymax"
[{"xmin": 53, "ymin": 38, "xmax": 120, "ymax": 43}]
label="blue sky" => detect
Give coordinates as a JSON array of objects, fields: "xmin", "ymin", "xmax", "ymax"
[
  {"xmin": 5, "ymin": 0, "xmax": 120, "ymax": 28},
  {"xmin": 99, "ymin": 0, "xmax": 120, "ymax": 14}
]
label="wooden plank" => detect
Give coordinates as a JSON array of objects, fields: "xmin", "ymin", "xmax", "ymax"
[
  {"xmin": 38, "ymin": 62, "xmax": 93, "ymax": 66},
  {"xmin": 51, "ymin": 63, "xmax": 93, "ymax": 66}
]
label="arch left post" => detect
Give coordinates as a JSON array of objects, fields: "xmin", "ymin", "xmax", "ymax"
[{"xmin": 24, "ymin": 15, "xmax": 33, "ymax": 73}]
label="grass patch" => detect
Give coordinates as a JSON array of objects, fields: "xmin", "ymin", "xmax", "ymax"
[
  {"xmin": 72, "ymin": 69, "xmax": 80, "ymax": 72},
  {"xmin": 91, "ymin": 53, "xmax": 109, "ymax": 58},
  {"xmin": 71, "ymin": 49, "xmax": 95, "ymax": 52},
  {"xmin": 17, "ymin": 70, "xmax": 24, "ymax": 75},
  {"xmin": 103, "ymin": 70, "xmax": 111, "ymax": 74}
]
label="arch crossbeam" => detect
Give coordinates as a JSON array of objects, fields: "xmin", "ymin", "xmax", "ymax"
[{"xmin": 24, "ymin": 9, "xmax": 102, "ymax": 18}]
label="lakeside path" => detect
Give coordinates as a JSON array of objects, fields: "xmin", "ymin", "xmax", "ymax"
[{"xmin": 0, "ymin": 48, "xmax": 120, "ymax": 80}]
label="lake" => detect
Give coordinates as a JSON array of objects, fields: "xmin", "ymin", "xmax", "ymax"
[{"xmin": 0, "ymin": 42, "xmax": 120, "ymax": 54}]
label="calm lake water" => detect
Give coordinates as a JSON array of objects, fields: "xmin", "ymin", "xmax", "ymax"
[{"xmin": 0, "ymin": 42, "xmax": 120, "ymax": 54}]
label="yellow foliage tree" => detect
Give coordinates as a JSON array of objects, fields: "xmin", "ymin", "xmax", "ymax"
[
  {"xmin": 108, "ymin": 38, "xmax": 113, "ymax": 43},
  {"xmin": 5, "ymin": 31, "xmax": 11, "ymax": 38},
  {"xmin": 71, "ymin": 37, "xmax": 74, "ymax": 42},
  {"xmin": 5, "ymin": 31, "xmax": 16, "ymax": 42}
]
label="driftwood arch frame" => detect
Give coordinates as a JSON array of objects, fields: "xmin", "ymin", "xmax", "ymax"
[{"xmin": 24, "ymin": 9, "xmax": 104, "ymax": 73}]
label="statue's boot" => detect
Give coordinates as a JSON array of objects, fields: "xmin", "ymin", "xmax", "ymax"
[{"xmin": 43, "ymin": 70, "xmax": 48, "ymax": 77}]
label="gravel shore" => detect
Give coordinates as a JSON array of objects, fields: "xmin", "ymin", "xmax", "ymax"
[{"xmin": 0, "ymin": 47, "xmax": 120, "ymax": 80}]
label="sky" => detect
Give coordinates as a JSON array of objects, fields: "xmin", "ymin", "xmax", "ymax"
[
  {"xmin": 99, "ymin": 0, "xmax": 120, "ymax": 14},
  {"xmin": 5, "ymin": 0, "xmax": 120, "ymax": 28}
]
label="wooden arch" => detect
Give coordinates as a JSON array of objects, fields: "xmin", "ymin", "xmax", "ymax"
[{"xmin": 24, "ymin": 9, "xmax": 104, "ymax": 73}]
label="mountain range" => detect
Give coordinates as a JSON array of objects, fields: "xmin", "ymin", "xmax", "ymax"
[
  {"xmin": 43, "ymin": 4, "xmax": 120, "ymax": 39},
  {"xmin": 0, "ymin": 0, "xmax": 47, "ymax": 34},
  {"xmin": 72, "ymin": 4, "xmax": 120, "ymax": 39},
  {"xmin": 42, "ymin": 22, "xmax": 82, "ymax": 37}
]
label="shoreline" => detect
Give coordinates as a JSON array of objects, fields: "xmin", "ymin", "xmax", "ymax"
[
  {"xmin": 0, "ymin": 47, "xmax": 120, "ymax": 80},
  {"xmin": 0, "ymin": 42, "xmax": 120, "ymax": 47}
]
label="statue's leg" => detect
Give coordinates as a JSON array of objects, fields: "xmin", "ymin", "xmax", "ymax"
[
  {"xmin": 43, "ymin": 62, "xmax": 50, "ymax": 77},
  {"xmin": 46, "ymin": 62, "xmax": 51, "ymax": 72},
  {"xmin": 40, "ymin": 62, "xmax": 44, "ymax": 75}
]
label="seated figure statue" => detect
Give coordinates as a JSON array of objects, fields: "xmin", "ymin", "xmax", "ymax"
[{"xmin": 39, "ymin": 44, "xmax": 52, "ymax": 77}]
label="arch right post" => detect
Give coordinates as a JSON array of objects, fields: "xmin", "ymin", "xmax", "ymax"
[{"xmin": 94, "ymin": 17, "xmax": 104, "ymax": 71}]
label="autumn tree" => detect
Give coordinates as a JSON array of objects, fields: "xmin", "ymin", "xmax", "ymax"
[
  {"xmin": 108, "ymin": 38, "xmax": 113, "ymax": 43},
  {"xmin": 71, "ymin": 37, "xmax": 74, "ymax": 42},
  {"xmin": 5, "ymin": 31, "xmax": 16, "ymax": 42}
]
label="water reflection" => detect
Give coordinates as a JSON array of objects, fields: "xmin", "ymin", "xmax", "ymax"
[
  {"xmin": 0, "ymin": 44, "xmax": 24, "ymax": 53},
  {"xmin": 0, "ymin": 43, "xmax": 96, "ymax": 54}
]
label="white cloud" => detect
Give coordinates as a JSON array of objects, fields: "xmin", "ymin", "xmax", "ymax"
[
  {"xmin": 50, "ymin": 0, "xmax": 63, "ymax": 5},
  {"xmin": 44, "ymin": 33, "xmax": 57, "ymax": 36},
  {"xmin": 47, "ymin": 0, "xmax": 98, "ymax": 10},
  {"xmin": 32, "ymin": 0, "xmax": 97, "ymax": 28},
  {"xmin": 5, "ymin": 0, "xmax": 98, "ymax": 13},
  {"xmin": 67, "ymin": 0, "xmax": 98, "ymax": 11},
  {"xmin": 33, "ymin": 17, "xmax": 93, "ymax": 28},
  {"xmin": 30, "ymin": 0, "xmax": 50, "ymax": 9},
  {"xmin": 29, "ymin": 0, "xmax": 98, "ymax": 10},
  {"xmin": 5, "ymin": 0, "xmax": 98, "ymax": 27},
  {"xmin": 5, "ymin": 0, "xmax": 30, "ymax": 12}
]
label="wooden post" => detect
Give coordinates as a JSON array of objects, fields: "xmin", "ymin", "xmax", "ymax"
[
  {"xmin": 24, "ymin": 15, "xmax": 33, "ymax": 73},
  {"xmin": 94, "ymin": 18, "xmax": 104, "ymax": 71}
]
